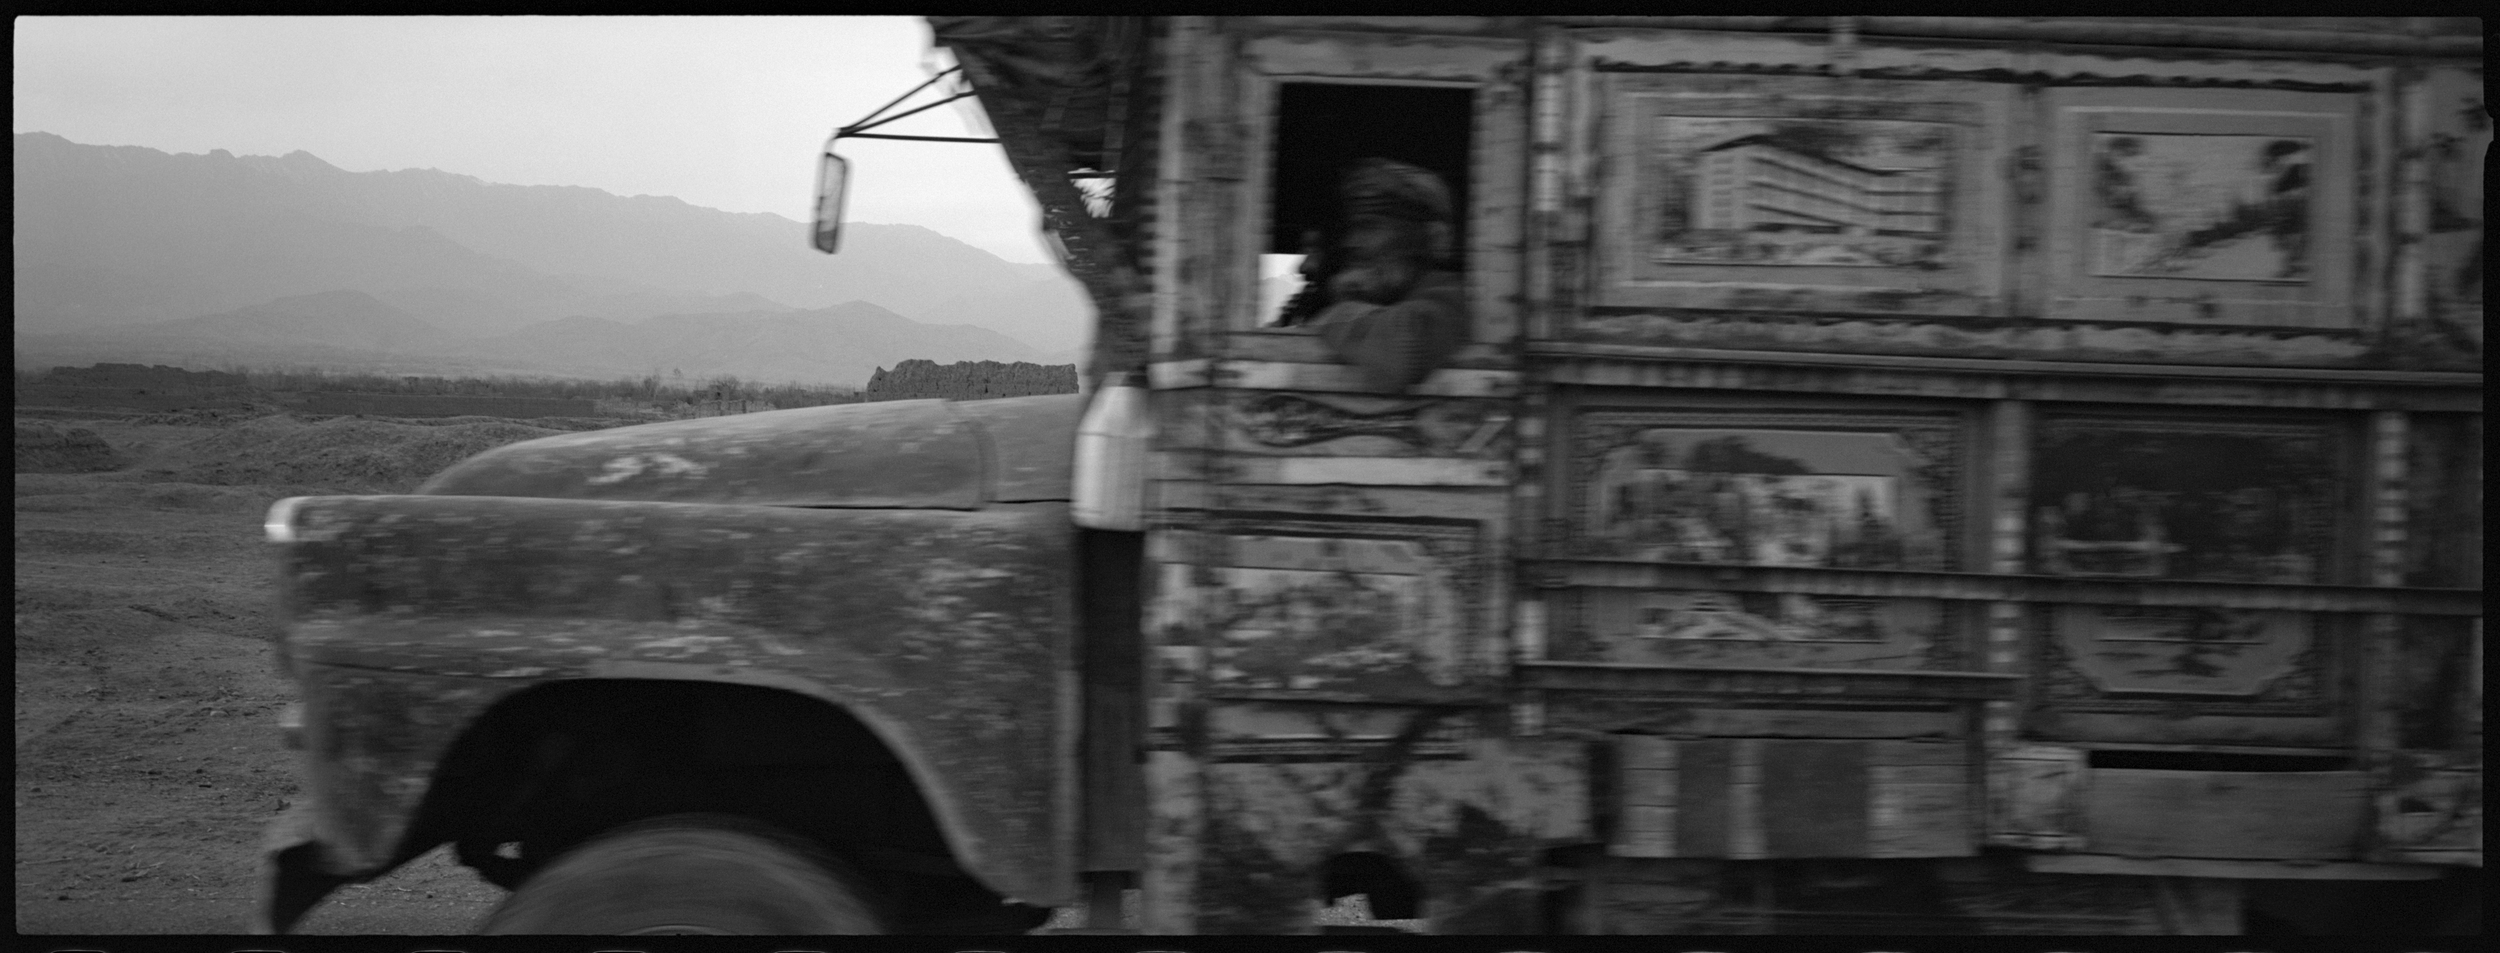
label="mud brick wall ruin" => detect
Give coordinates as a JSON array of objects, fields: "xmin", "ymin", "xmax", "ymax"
[
  {"xmin": 861, "ymin": 360, "xmax": 1079, "ymax": 402},
  {"xmin": 36, "ymin": 363, "xmax": 251, "ymax": 390}
]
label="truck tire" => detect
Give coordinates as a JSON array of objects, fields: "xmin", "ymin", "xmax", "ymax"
[{"xmin": 476, "ymin": 813, "xmax": 883, "ymax": 934}]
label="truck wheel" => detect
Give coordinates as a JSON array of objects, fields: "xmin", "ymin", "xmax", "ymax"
[{"xmin": 477, "ymin": 813, "xmax": 883, "ymax": 934}]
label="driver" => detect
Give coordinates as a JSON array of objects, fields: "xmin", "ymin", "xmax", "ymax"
[{"xmin": 1301, "ymin": 158, "xmax": 1469, "ymax": 393}]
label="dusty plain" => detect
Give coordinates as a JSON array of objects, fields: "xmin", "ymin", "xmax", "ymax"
[{"xmin": 15, "ymin": 408, "xmax": 563, "ymax": 934}]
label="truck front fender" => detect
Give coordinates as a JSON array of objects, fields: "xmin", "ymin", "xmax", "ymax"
[{"xmin": 260, "ymin": 496, "xmax": 1078, "ymax": 930}]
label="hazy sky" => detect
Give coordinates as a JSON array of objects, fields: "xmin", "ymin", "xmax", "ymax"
[{"xmin": 12, "ymin": 15, "xmax": 1056, "ymax": 264}]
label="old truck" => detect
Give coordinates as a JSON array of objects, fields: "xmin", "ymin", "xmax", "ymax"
[{"xmin": 257, "ymin": 17, "xmax": 2482, "ymax": 935}]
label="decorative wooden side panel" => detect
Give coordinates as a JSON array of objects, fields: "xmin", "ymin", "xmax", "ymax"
[
  {"xmin": 1549, "ymin": 403, "xmax": 1976, "ymax": 676},
  {"xmin": 2041, "ymin": 87, "xmax": 2367, "ymax": 329},
  {"xmin": 1588, "ymin": 72, "xmax": 2015, "ymax": 318},
  {"xmin": 1546, "ymin": 33, "xmax": 2451, "ymax": 371},
  {"xmin": 1151, "ymin": 517, "xmax": 1496, "ymax": 703},
  {"xmin": 1563, "ymin": 407, "xmax": 1968, "ymax": 569},
  {"xmin": 2026, "ymin": 410, "xmax": 2350, "ymax": 748},
  {"xmin": 1604, "ymin": 737, "xmax": 1974, "ymax": 860},
  {"xmin": 2029, "ymin": 412, "xmax": 2348, "ymax": 584},
  {"xmin": 1215, "ymin": 390, "xmax": 1513, "ymax": 459},
  {"xmin": 1145, "ymin": 26, "xmax": 1535, "ymax": 932},
  {"xmin": 2033, "ymin": 611, "xmax": 2345, "ymax": 749}
]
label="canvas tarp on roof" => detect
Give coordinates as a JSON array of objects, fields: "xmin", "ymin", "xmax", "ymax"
[{"xmin": 930, "ymin": 16, "xmax": 1156, "ymax": 378}]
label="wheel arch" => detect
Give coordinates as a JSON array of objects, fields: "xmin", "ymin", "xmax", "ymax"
[{"xmin": 390, "ymin": 666, "xmax": 1051, "ymax": 906}]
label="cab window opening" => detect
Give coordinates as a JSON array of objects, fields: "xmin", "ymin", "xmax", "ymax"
[{"xmin": 1261, "ymin": 82, "xmax": 1474, "ymax": 329}]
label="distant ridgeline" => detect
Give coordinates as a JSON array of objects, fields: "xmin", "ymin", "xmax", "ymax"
[{"xmin": 863, "ymin": 360, "xmax": 1079, "ymax": 402}]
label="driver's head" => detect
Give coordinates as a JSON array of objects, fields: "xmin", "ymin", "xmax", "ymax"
[{"xmin": 1328, "ymin": 158, "xmax": 1456, "ymax": 305}]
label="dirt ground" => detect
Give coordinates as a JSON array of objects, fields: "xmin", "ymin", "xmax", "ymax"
[{"xmin": 14, "ymin": 411, "xmax": 556, "ymax": 935}]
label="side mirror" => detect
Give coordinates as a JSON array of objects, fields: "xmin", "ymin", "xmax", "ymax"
[
  {"xmin": 809, "ymin": 65, "xmax": 994, "ymax": 254},
  {"xmin": 811, "ymin": 143, "xmax": 851, "ymax": 254}
]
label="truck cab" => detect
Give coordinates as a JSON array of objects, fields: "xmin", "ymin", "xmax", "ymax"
[{"xmin": 259, "ymin": 16, "xmax": 2481, "ymax": 935}]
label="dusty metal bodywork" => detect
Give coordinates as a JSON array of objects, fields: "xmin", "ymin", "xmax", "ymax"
[
  {"xmin": 417, "ymin": 395, "xmax": 1082, "ymax": 506},
  {"xmin": 258, "ymin": 396, "xmax": 1087, "ymax": 932}
]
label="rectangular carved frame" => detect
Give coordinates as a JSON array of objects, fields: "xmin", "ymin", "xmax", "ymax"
[
  {"xmin": 1562, "ymin": 406, "xmax": 1972, "ymax": 568},
  {"xmin": 2042, "ymin": 86, "xmax": 2365, "ymax": 329},
  {"xmin": 1548, "ymin": 403, "xmax": 1977, "ymax": 672},
  {"xmin": 1151, "ymin": 514, "xmax": 1498, "ymax": 704},
  {"xmin": 1590, "ymin": 73, "xmax": 2016, "ymax": 318}
]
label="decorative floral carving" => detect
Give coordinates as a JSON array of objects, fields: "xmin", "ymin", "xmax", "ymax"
[{"xmin": 1231, "ymin": 392, "xmax": 1508, "ymax": 457}]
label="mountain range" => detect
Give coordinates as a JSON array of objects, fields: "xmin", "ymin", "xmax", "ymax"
[{"xmin": 12, "ymin": 132, "xmax": 1092, "ymax": 386}]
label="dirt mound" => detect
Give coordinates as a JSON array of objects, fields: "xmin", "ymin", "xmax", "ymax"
[
  {"xmin": 16, "ymin": 421, "xmax": 127, "ymax": 473},
  {"xmin": 128, "ymin": 406, "xmax": 288, "ymax": 427},
  {"xmin": 368, "ymin": 413, "xmax": 621, "ymax": 433},
  {"xmin": 297, "ymin": 392, "xmax": 600, "ymax": 419},
  {"xmin": 138, "ymin": 415, "xmax": 563, "ymax": 493}
]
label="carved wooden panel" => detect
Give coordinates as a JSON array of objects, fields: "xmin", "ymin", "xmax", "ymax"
[
  {"xmin": 1214, "ymin": 391, "xmax": 1512, "ymax": 459},
  {"xmin": 1564, "ymin": 309, "xmax": 2377, "ymax": 368},
  {"xmin": 1552, "ymin": 407, "xmax": 1971, "ymax": 670},
  {"xmin": 2030, "ymin": 605, "xmax": 2340, "ymax": 715},
  {"xmin": 2046, "ymin": 606, "xmax": 2317, "ymax": 700},
  {"xmin": 2032, "ymin": 609, "xmax": 2343, "ymax": 748},
  {"xmin": 1565, "ymin": 409, "xmax": 1968, "ymax": 569},
  {"xmin": 2029, "ymin": 413, "xmax": 2347, "ymax": 584},
  {"xmin": 2042, "ymin": 87, "xmax": 2365, "ymax": 329},
  {"xmin": 1150, "ymin": 516, "xmax": 1495, "ymax": 702},
  {"xmin": 1560, "ymin": 588, "xmax": 1963, "ymax": 673},
  {"xmin": 1589, "ymin": 74, "xmax": 2014, "ymax": 317}
]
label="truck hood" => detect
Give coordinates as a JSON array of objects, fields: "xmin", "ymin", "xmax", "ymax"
[{"xmin": 416, "ymin": 394, "xmax": 1081, "ymax": 508}]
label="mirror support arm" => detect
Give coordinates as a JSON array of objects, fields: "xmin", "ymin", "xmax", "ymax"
[
  {"xmin": 841, "ymin": 90, "xmax": 984, "ymax": 138},
  {"xmin": 842, "ymin": 133, "xmax": 1000, "ymax": 143},
  {"xmin": 813, "ymin": 69, "xmax": 1005, "ymax": 253}
]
